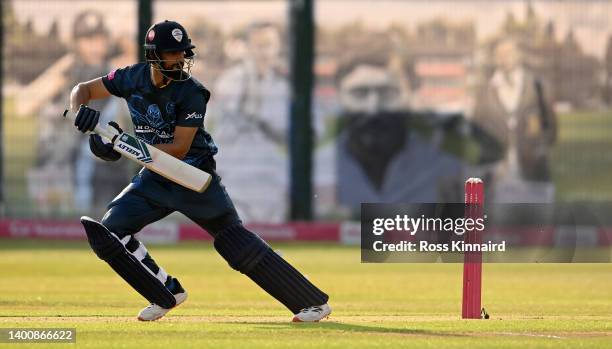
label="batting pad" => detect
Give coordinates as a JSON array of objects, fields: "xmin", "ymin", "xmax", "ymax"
[
  {"xmin": 214, "ymin": 225, "xmax": 329, "ymax": 314},
  {"xmin": 120, "ymin": 234, "xmax": 169, "ymax": 285},
  {"xmin": 80, "ymin": 216, "xmax": 176, "ymax": 308}
]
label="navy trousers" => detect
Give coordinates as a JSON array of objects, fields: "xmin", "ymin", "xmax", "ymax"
[{"xmin": 101, "ymin": 168, "xmax": 241, "ymax": 239}]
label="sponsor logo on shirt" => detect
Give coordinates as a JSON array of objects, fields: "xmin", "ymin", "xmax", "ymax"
[
  {"xmin": 186, "ymin": 112, "xmax": 203, "ymax": 120},
  {"xmin": 135, "ymin": 125, "xmax": 174, "ymax": 139}
]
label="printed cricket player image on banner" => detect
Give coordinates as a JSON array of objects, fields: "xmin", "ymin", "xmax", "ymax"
[
  {"xmin": 10, "ymin": 9, "xmax": 134, "ymax": 217},
  {"xmin": 211, "ymin": 21, "xmax": 290, "ymax": 223}
]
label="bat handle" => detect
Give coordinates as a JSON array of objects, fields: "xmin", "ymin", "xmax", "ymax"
[{"xmin": 62, "ymin": 109, "xmax": 119, "ymax": 142}]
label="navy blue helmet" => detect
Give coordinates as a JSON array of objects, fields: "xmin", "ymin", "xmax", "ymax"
[{"xmin": 144, "ymin": 20, "xmax": 195, "ymax": 81}]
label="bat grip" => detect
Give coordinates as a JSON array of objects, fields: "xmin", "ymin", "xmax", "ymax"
[{"xmin": 63, "ymin": 109, "xmax": 119, "ymax": 142}]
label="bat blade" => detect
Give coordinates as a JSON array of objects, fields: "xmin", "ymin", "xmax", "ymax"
[
  {"xmin": 63, "ymin": 110, "xmax": 212, "ymax": 193},
  {"xmin": 114, "ymin": 132, "xmax": 212, "ymax": 192}
]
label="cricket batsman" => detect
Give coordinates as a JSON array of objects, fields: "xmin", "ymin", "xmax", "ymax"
[{"xmin": 68, "ymin": 20, "xmax": 331, "ymax": 322}]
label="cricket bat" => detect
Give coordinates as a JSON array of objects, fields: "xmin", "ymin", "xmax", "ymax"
[{"xmin": 63, "ymin": 110, "xmax": 212, "ymax": 193}]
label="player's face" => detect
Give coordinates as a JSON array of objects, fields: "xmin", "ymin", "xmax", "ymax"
[{"xmin": 159, "ymin": 51, "xmax": 186, "ymax": 70}]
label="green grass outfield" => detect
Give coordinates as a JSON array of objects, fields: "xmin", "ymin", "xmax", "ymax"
[{"xmin": 0, "ymin": 240, "xmax": 611, "ymax": 348}]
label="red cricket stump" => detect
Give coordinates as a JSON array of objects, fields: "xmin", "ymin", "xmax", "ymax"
[{"xmin": 462, "ymin": 178, "xmax": 484, "ymax": 319}]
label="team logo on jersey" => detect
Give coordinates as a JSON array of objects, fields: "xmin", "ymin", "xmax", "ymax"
[
  {"xmin": 172, "ymin": 28, "xmax": 183, "ymax": 42},
  {"xmin": 145, "ymin": 104, "xmax": 166, "ymax": 129}
]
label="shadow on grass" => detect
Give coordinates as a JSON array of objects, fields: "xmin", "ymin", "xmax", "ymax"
[
  {"xmin": 0, "ymin": 316, "xmax": 464, "ymax": 337},
  {"xmin": 224, "ymin": 321, "xmax": 465, "ymax": 337}
]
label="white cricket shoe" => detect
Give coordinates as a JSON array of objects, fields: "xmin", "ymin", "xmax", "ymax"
[
  {"xmin": 292, "ymin": 303, "xmax": 332, "ymax": 322},
  {"xmin": 137, "ymin": 292, "xmax": 188, "ymax": 321}
]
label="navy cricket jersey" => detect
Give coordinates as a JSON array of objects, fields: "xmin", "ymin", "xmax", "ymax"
[{"xmin": 101, "ymin": 63, "xmax": 218, "ymax": 169}]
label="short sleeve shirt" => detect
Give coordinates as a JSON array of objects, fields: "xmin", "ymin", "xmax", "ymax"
[{"xmin": 102, "ymin": 63, "xmax": 218, "ymax": 168}]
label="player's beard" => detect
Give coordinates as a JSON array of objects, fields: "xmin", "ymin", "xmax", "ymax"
[
  {"xmin": 165, "ymin": 62, "xmax": 186, "ymax": 80},
  {"xmin": 157, "ymin": 59, "xmax": 193, "ymax": 82},
  {"xmin": 343, "ymin": 111, "xmax": 410, "ymax": 191}
]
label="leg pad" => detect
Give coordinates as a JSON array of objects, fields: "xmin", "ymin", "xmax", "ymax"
[
  {"xmin": 81, "ymin": 216, "xmax": 176, "ymax": 308},
  {"xmin": 214, "ymin": 224, "xmax": 329, "ymax": 314}
]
